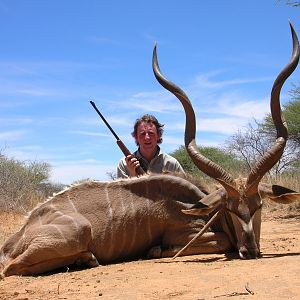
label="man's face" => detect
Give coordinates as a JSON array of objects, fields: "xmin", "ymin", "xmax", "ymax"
[{"xmin": 135, "ymin": 122, "xmax": 160, "ymax": 158}]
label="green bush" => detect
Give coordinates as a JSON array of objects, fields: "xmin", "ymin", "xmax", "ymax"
[{"xmin": 170, "ymin": 145, "xmax": 247, "ymax": 185}]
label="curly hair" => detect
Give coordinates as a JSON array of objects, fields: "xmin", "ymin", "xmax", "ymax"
[{"xmin": 131, "ymin": 114, "xmax": 164, "ymax": 145}]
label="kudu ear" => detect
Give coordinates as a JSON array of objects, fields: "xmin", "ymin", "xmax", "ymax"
[
  {"xmin": 182, "ymin": 188, "xmax": 227, "ymax": 216},
  {"xmin": 258, "ymin": 183, "xmax": 300, "ymax": 204}
]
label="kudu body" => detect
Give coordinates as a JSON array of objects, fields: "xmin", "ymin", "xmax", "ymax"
[
  {"xmin": 0, "ymin": 23, "xmax": 299, "ymax": 277},
  {"xmin": 0, "ymin": 176, "xmax": 231, "ymax": 277}
]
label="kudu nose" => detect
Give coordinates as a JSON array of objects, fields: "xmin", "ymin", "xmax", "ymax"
[{"xmin": 239, "ymin": 246, "xmax": 260, "ymax": 259}]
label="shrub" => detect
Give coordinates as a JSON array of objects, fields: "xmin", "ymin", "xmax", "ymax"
[{"xmin": 0, "ymin": 154, "xmax": 63, "ymax": 212}]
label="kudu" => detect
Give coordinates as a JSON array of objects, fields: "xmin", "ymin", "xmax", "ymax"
[
  {"xmin": 0, "ymin": 175, "xmax": 233, "ymax": 277},
  {"xmin": 152, "ymin": 22, "xmax": 300, "ymax": 259},
  {"xmin": 0, "ymin": 24, "xmax": 299, "ymax": 277}
]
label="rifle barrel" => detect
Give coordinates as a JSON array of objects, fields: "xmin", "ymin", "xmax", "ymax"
[
  {"xmin": 90, "ymin": 100, "xmax": 146, "ymax": 175},
  {"xmin": 90, "ymin": 101, "xmax": 120, "ymax": 140}
]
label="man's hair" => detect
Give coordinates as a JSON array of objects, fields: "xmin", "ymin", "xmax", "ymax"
[{"xmin": 132, "ymin": 114, "xmax": 164, "ymax": 145}]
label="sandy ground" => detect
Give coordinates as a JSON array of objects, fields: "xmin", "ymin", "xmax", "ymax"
[{"xmin": 0, "ymin": 211, "xmax": 299, "ymax": 300}]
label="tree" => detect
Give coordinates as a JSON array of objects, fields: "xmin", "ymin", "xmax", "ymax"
[
  {"xmin": 226, "ymin": 96, "xmax": 300, "ymax": 176},
  {"xmin": 170, "ymin": 145, "xmax": 246, "ymax": 179},
  {"xmin": 0, "ymin": 152, "xmax": 62, "ymax": 212},
  {"xmin": 262, "ymin": 95, "xmax": 300, "ymax": 146}
]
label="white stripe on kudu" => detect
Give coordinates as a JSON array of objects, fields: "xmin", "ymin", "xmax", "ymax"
[
  {"xmin": 103, "ymin": 183, "xmax": 114, "ymax": 259},
  {"xmin": 127, "ymin": 191, "xmax": 137, "ymax": 254}
]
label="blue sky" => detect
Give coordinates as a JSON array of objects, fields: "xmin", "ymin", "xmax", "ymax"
[{"xmin": 0, "ymin": 1, "xmax": 299, "ymax": 184}]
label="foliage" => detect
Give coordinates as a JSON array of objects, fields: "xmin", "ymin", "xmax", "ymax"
[
  {"xmin": 284, "ymin": 0, "xmax": 300, "ymax": 6},
  {"xmin": 277, "ymin": 0, "xmax": 300, "ymax": 7},
  {"xmin": 170, "ymin": 145, "xmax": 246, "ymax": 180},
  {"xmin": 262, "ymin": 96, "xmax": 300, "ymax": 145},
  {"xmin": 0, "ymin": 152, "xmax": 63, "ymax": 212}
]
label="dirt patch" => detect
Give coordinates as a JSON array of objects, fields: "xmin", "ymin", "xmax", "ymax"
[{"xmin": 0, "ymin": 213, "xmax": 299, "ymax": 299}]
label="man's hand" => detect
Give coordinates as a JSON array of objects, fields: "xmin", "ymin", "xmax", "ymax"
[{"xmin": 125, "ymin": 154, "xmax": 141, "ymax": 177}]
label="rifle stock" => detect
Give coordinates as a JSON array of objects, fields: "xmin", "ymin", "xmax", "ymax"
[
  {"xmin": 117, "ymin": 140, "xmax": 145, "ymax": 176},
  {"xmin": 116, "ymin": 139, "xmax": 131, "ymax": 157}
]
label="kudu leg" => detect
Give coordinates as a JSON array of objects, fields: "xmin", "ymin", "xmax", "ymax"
[
  {"xmin": 147, "ymin": 231, "xmax": 232, "ymax": 259},
  {"xmin": 1, "ymin": 213, "xmax": 98, "ymax": 276}
]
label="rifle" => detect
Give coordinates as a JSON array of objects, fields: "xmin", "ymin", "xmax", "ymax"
[{"xmin": 90, "ymin": 101, "xmax": 146, "ymax": 176}]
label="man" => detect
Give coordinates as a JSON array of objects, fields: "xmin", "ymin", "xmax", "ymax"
[{"xmin": 117, "ymin": 114, "xmax": 184, "ymax": 178}]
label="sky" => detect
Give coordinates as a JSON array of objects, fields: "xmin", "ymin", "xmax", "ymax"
[{"xmin": 0, "ymin": 1, "xmax": 299, "ymax": 184}]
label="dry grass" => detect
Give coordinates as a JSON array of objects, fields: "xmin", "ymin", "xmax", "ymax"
[
  {"xmin": 264, "ymin": 173, "xmax": 299, "ymax": 192},
  {"xmin": 262, "ymin": 198, "xmax": 300, "ymax": 220},
  {"xmin": 261, "ymin": 173, "xmax": 300, "ymax": 219},
  {"xmin": 0, "ymin": 212, "xmax": 25, "ymax": 246}
]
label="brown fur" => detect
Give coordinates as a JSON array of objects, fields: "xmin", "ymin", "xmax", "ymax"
[{"xmin": 0, "ymin": 174, "xmax": 231, "ymax": 277}]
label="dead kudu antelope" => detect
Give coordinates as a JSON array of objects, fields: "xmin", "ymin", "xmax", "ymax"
[
  {"xmin": 153, "ymin": 22, "xmax": 300, "ymax": 260},
  {"xmin": 0, "ymin": 25, "xmax": 299, "ymax": 278}
]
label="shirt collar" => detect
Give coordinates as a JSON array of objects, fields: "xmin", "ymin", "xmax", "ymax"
[{"xmin": 135, "ymin": 146, "xmax": 162, "ymax": 160}]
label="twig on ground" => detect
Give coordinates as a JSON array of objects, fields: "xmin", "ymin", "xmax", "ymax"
[{"xmin": 245, "ymin": 282, "xmax": 255, "ymax": 295}]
